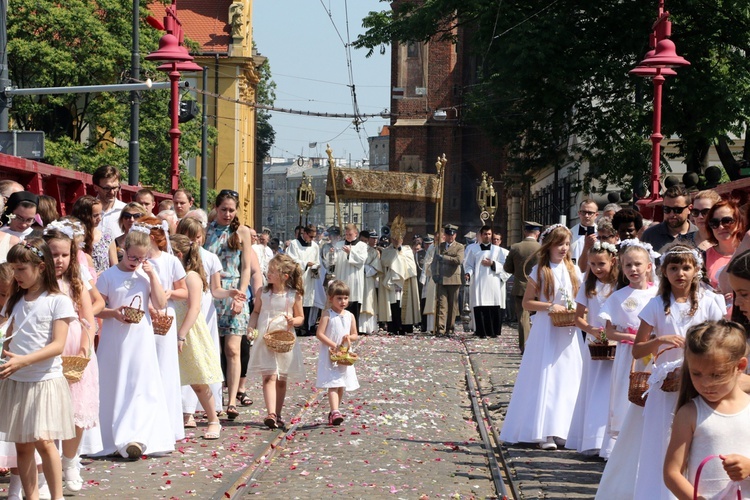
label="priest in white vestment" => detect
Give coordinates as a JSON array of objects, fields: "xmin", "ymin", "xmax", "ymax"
[
  {"xmin": 286, "ymin": 224, "xmax": 322, "ymax": 335},
  {"xmin": 331, "ymin": 224, "xmax": 368, "ymax": 327},
  {"xmin": 379, "ymin": 235, "xmax": 421, "ymax": 335},
  {"xmin": 358, "ymin": 229, "xmax": 381, "ymax": 334},
  {"xmin": 465, "ymin": 226, "xmax": 510, "ymax": 338}
]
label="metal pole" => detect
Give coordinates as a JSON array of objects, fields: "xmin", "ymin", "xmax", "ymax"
[
  {"xmin": 650, "ymin": 71, "xmax": 665, "ymax": 206},
  {"xmin": 200, "ymin": 66, "xmax": 208, "ymax": 210},
  {"xmin": 128, "ymin": 0, "xmax": 140, "ymax": 186},
  {"xmin": 4, "ymin": 81, "xmax": 182, "ymax": 96},
  {"xmin": 0, "ymin": 0, "xmax": 8, "ymax": 131},
  {"xmin": 169, "ymin": 65, "xmax": 181, "ymax": 193}
]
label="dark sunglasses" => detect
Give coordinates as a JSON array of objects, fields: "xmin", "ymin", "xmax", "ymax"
[
  {"xmin": 121, "ymin": 212, "xmax": 141, "ymax": 220},
  {"xmin": 219, "ymin": 189, "xmax": 239, "ymax": 199},
  {"xmin": 690, "ymin": 208, "xmax": 710, "ymax": 218},
  {"xmin": 708, "ymin": 217, "xmax": 736, "ymax": 229},
  {"xmin": 663, "ymin": 205, "xmax": 688, "ymax": 214},
  {"xmin": 97, "ymin": 184, "xmax": 119, "ymax": 192}
]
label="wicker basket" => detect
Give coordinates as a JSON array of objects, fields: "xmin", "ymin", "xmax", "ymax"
[
  {"xmin": 152, "ymin": 309, "xmax": 174, "ymax": 336},
  {"xmin": 330, "ymin": 338, "xmax": 359, "ymax": 366},
  {"xmin": 62, "ymin": 355, "xmax": 90, "ymax": 383},
  {"xmin": 628, "ymin": 358, "xmax": 650, "ymax": 407},
  {"xmin": 549, "ymin": 310, "xmax": 576, "ymax": 327},
  {"xmin": 655, "ymin": 346, "xmax": 682, "ymax": 392},
  {"xmin": 123, "ymin": 296, "xmax": 145, "ymax": 324},
  {"xmin": 62, "ymin": 328, "xmax": 92, "ymax": 383},
  {"xmin": 264, "ymin": 329, "xmax": 296, "ymax": 353},
  {"xmin": 660, "ymin": 368, "xmax": 682, "ymax": 392},
  {"xmin": 588, "ymin": 341, "xmax": 617, "ymax": 360}
]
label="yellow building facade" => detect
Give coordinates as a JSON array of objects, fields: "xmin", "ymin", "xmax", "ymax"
[{"xmin": 155, "ymin": 0, "xmax": 263, "ymax": 226}]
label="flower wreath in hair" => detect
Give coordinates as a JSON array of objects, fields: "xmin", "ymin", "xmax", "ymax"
[
  {"xmin": 131, "ymin": 219, "xmax": 173, "ymax": 255},
  {"xmin": 592, "ymin": 240, "xmax": 617, "ymax": 255},
  {"xmin": 43, "ymin": 219, "xmax": 75, "ymax": 240},
  {"xmin": 538, "ymin": 223, "xmax": 567, "ymax": 243},
  {"xmin": 619, "ymin": 239, "xmax": 660, "ymax": 263},
  {"xmin": 661, "ymin": 246, "xmax": 704, "ymax": 280}
]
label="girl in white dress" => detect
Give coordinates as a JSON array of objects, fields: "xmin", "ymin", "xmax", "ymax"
[
  {"xmin": 499, "ymin": 224, "xmax": 583, "ymax": 450},
  {"xmin": 43, "ymin": 223, "xmax": 99, "ymax": 492},
  {"xmin": 632, "ymin": 243, "xmax": 724, "ymax": 499},
  {"xmin": 247, "ymin": 254, "xmax": 305, "ymax": 429},
  {"xmin": 568, "ymin": 241, "xmax": 618, "ymax": 455},
  {"xmin": 595, "ymin": 241, "xmax": 659, "ymax": 499},
  {"xmin": 316, "ymin": 280, "xmax": 360, "ymax": 426},
  {"xmin": 0, "ymin": 239, "xmax": 77, "ymax": 500},
  {"xmin": 135, "ymin": 216, "xmax": 187, "ymax": 442},
  {"xmin": 93, "ymin": 230, "xmax": 174, "ymax": 460},
  {"xmin": 664, "ymin": 320, "xmax": 750, "ymax": 499}
]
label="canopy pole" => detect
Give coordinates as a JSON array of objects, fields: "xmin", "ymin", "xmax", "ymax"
[
  {"xmin": 326, "ymin": 144, "xmax": 343, "ymax": 230},
  {"xmin": 433, "ymin": 154, "xmax": 447, "ymax": 335}
]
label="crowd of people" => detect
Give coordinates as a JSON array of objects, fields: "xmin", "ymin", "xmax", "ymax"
[
  {"xmin": 0, "ymin": 167, "xmax": 360, "ymax": 500},
  {"xmin": 2, "ymin": 165, "xmax": 750, "ymax": 498},
  {"xmin": 501, "ymin": 189, "xmax": 750, "ymax": 499}
]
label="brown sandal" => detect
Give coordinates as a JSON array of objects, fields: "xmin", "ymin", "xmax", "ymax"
[{"xmin": 264, "ymin": 413, "xmax": 278, "ymax": 429}]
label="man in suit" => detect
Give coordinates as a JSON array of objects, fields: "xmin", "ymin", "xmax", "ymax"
[
  {"xmin": 504, "ymin": 222, "xmax": 542, "ymax": 353},
  {"xmin": 433, "ymin": 224, "xmax": 465, "ymax": 336}
]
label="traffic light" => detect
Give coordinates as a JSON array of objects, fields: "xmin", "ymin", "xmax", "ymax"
[
  {"xmin": 169, "ymin": 98, "xmax": 199, "ymax": 123},
  {"xmin": 179, "ymin": 99, "xmax": 199, "ymax": 123}
]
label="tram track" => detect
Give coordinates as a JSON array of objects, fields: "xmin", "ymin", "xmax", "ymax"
[{"xmin": 460, "ymin": 336, "xmax": 520, "ymax": 500}]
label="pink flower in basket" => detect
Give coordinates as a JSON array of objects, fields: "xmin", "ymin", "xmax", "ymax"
[{"xmin": 344, "ymin": 175, "xmax": 353, "ymax": 186}]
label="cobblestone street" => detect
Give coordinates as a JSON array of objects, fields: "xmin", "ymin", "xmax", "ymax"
[{"xmin": 1, "ymin": 325, "xmax": 605, "ymax": 499}]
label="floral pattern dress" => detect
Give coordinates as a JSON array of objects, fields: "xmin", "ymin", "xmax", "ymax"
[{"xmin": 203, "ymin": 222, "xmax": 249, "ymax": 335}]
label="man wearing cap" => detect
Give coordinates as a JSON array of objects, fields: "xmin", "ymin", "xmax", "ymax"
[
  {"xmin": 359, "ymin": 229, "xmax": 381, "ymax": 334},
  {"xmin": 465, "ymin": 226, "xmax": 510, "ymax": 338},
  {"xmin": 331, "ymin": 224, "xmax": 368, "ymax": 326},
  {"xmin": 433, "ymin": 224, "xmax": 465, "ymax": 336},
  {"xmin": 286, "ymin": 224, "xmax": 322, "ymax": 336},
  {"xmin": 415, "ymin": 234, "xmax": 432, "ymax": 330},
  {"xmin": 504, "ymin": 221, "xmax": 542, "ymax": 353}
]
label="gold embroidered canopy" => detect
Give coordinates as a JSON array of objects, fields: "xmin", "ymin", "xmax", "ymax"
[{"xmin": 324, "ymin": 166, "xmax": 441, "ymax": 202}]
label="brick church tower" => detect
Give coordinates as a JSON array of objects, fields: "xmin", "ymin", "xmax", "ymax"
[{"xmin": 387, "ymin": 1, "xmax": 506, "ymax": 241}]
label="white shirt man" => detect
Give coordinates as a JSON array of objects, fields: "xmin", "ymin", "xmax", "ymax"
[
  {"xmin": 570, "ymin": 199, "xmax": 599, "ymax": 264},
  {"xmin": 286, "ymin": 226, "xmax": 322, "ymax": 335},
  {"xmin": 378, "ymin": 236, "xmax": 420, "ymax": 334},
  {"xmin": 93, "ymin": 166, "xmax": 126, "ymax": 239},
  {"xmin": 465, "ymin": 227, "xmax": 510, "ymax": 338}
]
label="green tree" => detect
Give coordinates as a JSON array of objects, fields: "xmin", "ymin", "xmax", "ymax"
[
  {"xmin": 354, "ymin": 0, "xmax": 750, "ymax": 192},
  {"xmin": 254, "ymin": 49, "xmax": 276, "ymax": 166},
  {"xmin": 7, "ymin": 0, "xmax": 211, "ymax": 192}
]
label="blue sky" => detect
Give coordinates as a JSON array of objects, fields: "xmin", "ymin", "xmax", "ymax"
[{"xmin": 253, "ymin": 1, "xmax": 391, "ymax": 162}]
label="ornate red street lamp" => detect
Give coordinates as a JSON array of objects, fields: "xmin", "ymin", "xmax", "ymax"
[
  {"xmin": 145, "ymin": 1, "xmax": 202, "ymax": 194},
  {"xmin": 631, "ymin": 1, "xmax": 690, "ymax": 220}
]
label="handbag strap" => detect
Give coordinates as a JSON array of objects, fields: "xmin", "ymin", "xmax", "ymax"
[
  {"xmin": 693, "ymin": 455, "xmax": 742, "ymax": 500},
  {"xmin": 3, "ymin": 292, "xmax": 49, "ymax": 343}
]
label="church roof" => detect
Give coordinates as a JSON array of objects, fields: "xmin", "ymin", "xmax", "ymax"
[{"xmin": 147, "ymin": 1, "xmax": 233, "ymax": 53}]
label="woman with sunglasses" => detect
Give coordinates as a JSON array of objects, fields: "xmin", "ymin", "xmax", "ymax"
[
  {"xmin": 689, "ymin": 189, "xmax": 721, "ymax": 251},
  {"xmin": 204, "ymin": 190, "xmax": 262, "ymax": 421},
  {"xmin": 114, "ymin": 202, "xmax": 149, "ymax": 262},
  {"xmin": 705, "ymin": 199, "xmax": 744, "ymax": 296}
]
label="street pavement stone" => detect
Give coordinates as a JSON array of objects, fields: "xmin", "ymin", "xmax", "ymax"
[
  {"xmin": 467, "ymin": 324, "xmax": 605, "ymax": 499},
  {"xmin": 0, "ymin": 324, "xmax": 605, "ymax": 499}
]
